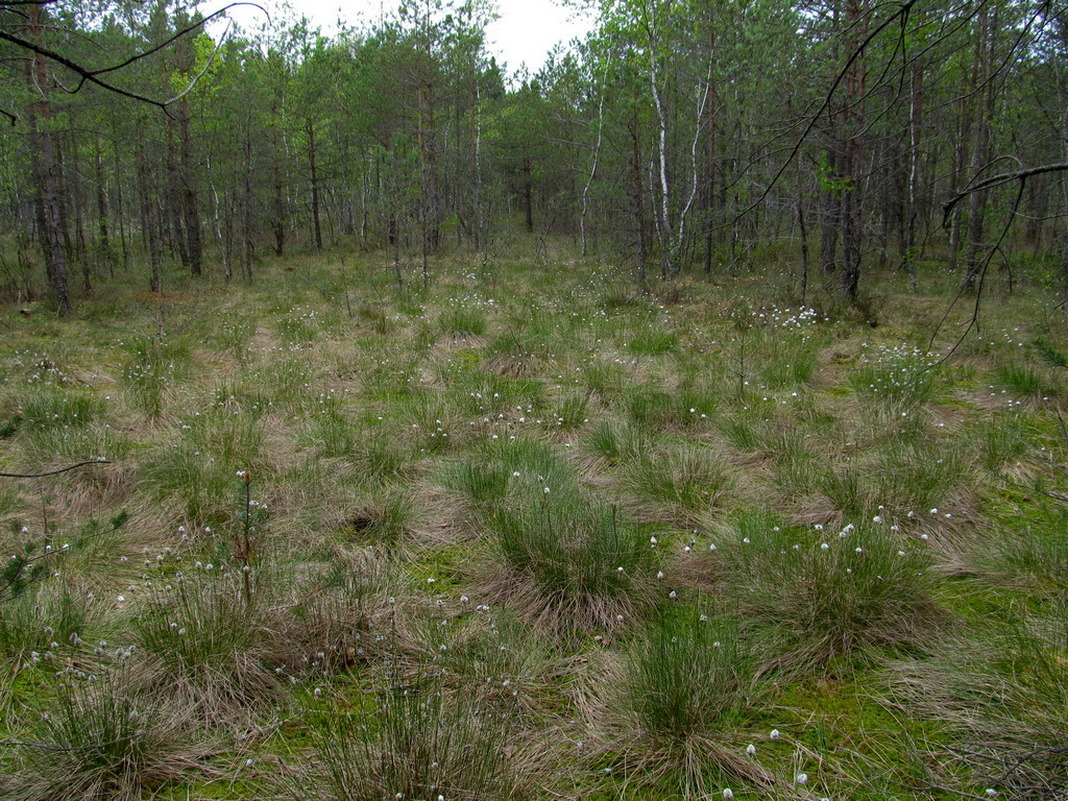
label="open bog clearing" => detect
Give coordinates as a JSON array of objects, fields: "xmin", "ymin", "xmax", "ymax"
[{"xmin": 0, "ymin": 245, "xmax": 1066, "ymax": 800}]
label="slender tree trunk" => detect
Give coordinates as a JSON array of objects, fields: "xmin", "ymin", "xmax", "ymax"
[
  {"xmin": 113, "ymin": 135, "xmax": 129, "ymax": 273},
  {"xmin": 903, "ymin": 55, "xmax": 923, "ymax": 291},
  {"xmin": 1061, "ymin": 63, "xmax": 1068, "ymax": 292},
  {"xmin": 307, "ymin": 118, "xmax": 322, "ymax": 251},
  {"xmin": 26, "ymin": 4, "xmax": 72, "ymax": 315},
  {"xmin": 93, "ymin": 136, "xmax": 111, "ymax": 279},
  {"xmin": 646, "ymin": 9, "xmax": 677, "ymax": 278},
  {"xmin": 135, "ymin": 117, "xmax": 162, "ymax": 294},
  {"xmin": 798, "ymin": 161, "xmax": 809, "ymax": 304},
  {"xmin": 177, "ymin": 100, "xmax": 202, "ymax": 276},
  {"xmin": 211, "ymin": 181, "xmax": 232, "ymax": 281},
  {"xmin": 581, "ymin": 57, "xmax": 609, "ymax": 257},
  {"xmin": 242, "ymin": 120, "xmax": 254, "ymax": 281},
  {"xmin": 820, "ymin": 146, "xmax": 841, "ymax": 275},
  {"xmin": 840, "ymin": 0, "xmax": 868, "ymax": 301},
  {"xmin": 273, "ymin": 155, "xmax": 285, "ymax": 256},
  {"xmin": 163, "ymin": 123, "xmax": 189, "ymax": 268},
  {"xmin": 474, "ymin": 80, "xmax": 486, "ymax": 250},
  {"xmin": 703, "ymin": 10, "xmax": 718, "ymax": 275},
  {"xmin": 964, "ymin": 8, "xmax": 994, "ymax": 293},
  {"xmin": 948, "ymin": 79, "xmax": 974, "ymax": 274},
  {"xmin": 63, "ymin": 130, "xmax": 92, "ymax": 295},
  {"xmin": 523, "ymin": 157, "xmax": 534, "ymax": 233},
  {"xmin": 630, "ymin": 112, "xmax": 647, "ymax": 284}
]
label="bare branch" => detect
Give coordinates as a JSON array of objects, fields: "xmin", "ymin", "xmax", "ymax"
[
  {"xmin": 0, "ymin": 3, "xmax": 266, "ymax": 111},
  {"xmin": 942, "ymin": 162, "xmax": 1068, "ymax": 223},
  {"xmin": 732, "ymin": 0, "xmax": 920, "ymax": 224},
  {"xmin": 0, "ymin": 459, "xmax": 110, "ymax": 478}
]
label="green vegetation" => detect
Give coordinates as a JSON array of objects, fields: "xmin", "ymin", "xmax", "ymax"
[{"xmin": 0, "ymin": 246, "xmax": 1067, "ymax": 801}]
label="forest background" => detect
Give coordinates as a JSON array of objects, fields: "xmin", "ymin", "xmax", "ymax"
[
  {"xmin": 2, "ymin": 0, "xmax": 1066, "ymax": 309},
  {"xmin": 2, "ymin": 2, "xmax": 1068, "ymax": 801}
]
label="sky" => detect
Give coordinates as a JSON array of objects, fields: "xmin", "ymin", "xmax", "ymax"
[{"xmin": 206, "ymin": 0, "xmax": 598, "ymax": 75}]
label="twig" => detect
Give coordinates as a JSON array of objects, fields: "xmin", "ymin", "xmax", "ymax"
[
  {"xmin": 0, "ymin": 459, "xmax": 110, "ymax": 478},
  {"xmin": 943, "ymin": 162, "xmax": 1068, "ymax": 223},
  {"xmin": 0, "ymin": 3, "xmax": 266, "ymax": 112},
  {"xmin": 0, "ymin": 730, "xmax": 148, "ymax": 751},
  {"xmin": 902, "ymin": 784, "xmax": 991, "ymax": 800}
]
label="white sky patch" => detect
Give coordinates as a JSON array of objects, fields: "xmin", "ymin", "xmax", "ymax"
[{"xmin": 204, "ymin": 0, "xmax": 596, "ymax": 75}]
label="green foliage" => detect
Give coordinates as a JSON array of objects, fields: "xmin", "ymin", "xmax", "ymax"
[
  {"xmin": 18, "ymin": 386, "xmax": 99, "ymax": 430},
  {"xmin": 139, "ymin": 411, "xmax": 265, "ymax": 523},
  {"xmin": 439, "ymin": 306, "xmax": 488, "ymax": 337},
  {"xmin": 993, "ymin": 363, "xmax": 1062, "ymax": 401},
  {"xmin": 1032, "ymin": 336, "xmax": 1068, "ymax": 369},
  {"xmin": 132, "ymin": 574, "xmax": 281, "ymax": 723},
  {"xmin": 715, "ymin": 516, "xmax": 939, "ymax": 670},
  {"xmin": 3, "ymin": 670, "xmax": 206, "ymax": 801},
  {"xmin": 578, "ymin": 360, "xmax": 627, "ymax": 401},
  {"xmin": 0, "ymin": 583, "xmax": 98, "ymax": 670},
  {"xmin": 120, "ymin": 336, "xmax": 190, "ymax": 418},
  {"xmin": 624, "ymin": 382, "xmax": 714, "ymax": 430},
  {"xmin": 551, "ymin": 393, "xmax": 589, "ymax": 430},
  {"xmin": 627, "ymin": 608, "xmax": 757, "ymax": 739},
  {"xmin": 626, "ymin": 330, "xmax": 678, "ymax": 356},
  {"xmin": 303, "ymin": 677, "xmax": 525, "ymax": 801},
  {"xmin": 893, "ymin": 611, "xmax": 1068, "ymax": 798},
  {"xmin": 619, "ymin": 442, "xmax": 732, "ymax": 526},
  {"xmin": 486, "ymin": 486, "xmax": 655, "ymax": 635},
  {"xmin": 441, "ymin": 459, "xmax": 511, "ymax": 509},
  {"xmin": 849, "ymin": 344, "xmax": 940, "ymax": 410},
  {"xmin": 584, "ymin": 418, "xmax": 653, "ymax": 465},
  {"xmin": 975, "ymin": 412, "xmax": 1030, "ymax": 470}
]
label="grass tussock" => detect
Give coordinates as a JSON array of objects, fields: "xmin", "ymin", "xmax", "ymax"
[
  {"xmin": 294, "ymin": 675, "xmax": 530, "ymax": 801},
  {"xmin": 712, "ymin": 514, "xmax": 941, "ymax": 670},
  {"xmin": 890, "ymin": 613, "xmax": 1068, "ymax": 799},
  {"xmin": 483, "ymin": 495, "xmax": 657, "ymax": 636},
  {"xmin": 618, "ymin": 442, "xmax": 733, "ymax": 526},
  {"xmin": 131, "ymin": 575, "xmax": 283, "ymax": 725},
  {"xmin": 1, "ymin": 669, "xmax": 213, "ymax": 801},
  {"xmin": 585, "ymin": 608, "xmax": 775, "ymax": 799}
]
